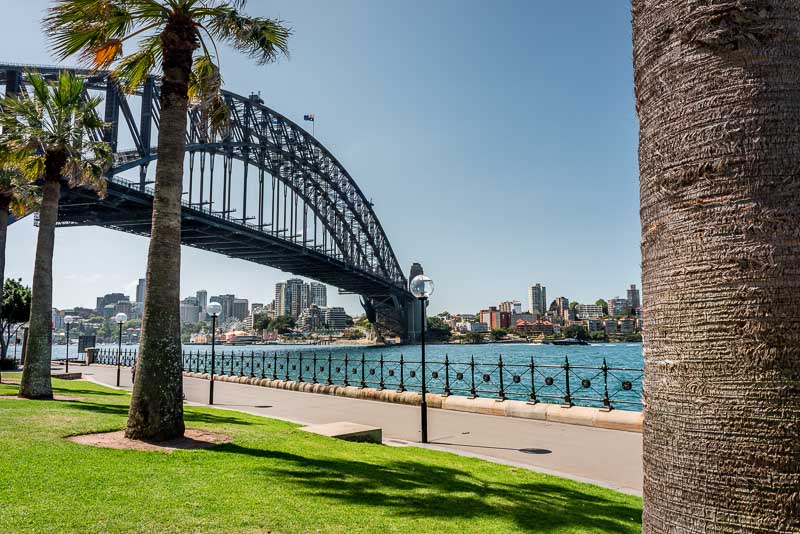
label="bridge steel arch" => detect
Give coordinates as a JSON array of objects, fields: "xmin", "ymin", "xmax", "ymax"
[{"xmin": 1, "ymin": 64, "xmax": 417, "ymax": 341}]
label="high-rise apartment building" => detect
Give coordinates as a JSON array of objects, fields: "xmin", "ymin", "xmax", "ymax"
[
  {"xmin": 527, "ymin": 284, "xmax": 547, "ymax": 315},
  {"xmin": 232, "ymin": 298, "xmax": 249, "ymax": 321},
  {"xmin": 136, "ymin": 278, "xmax": 146, "ymax": 303},
  {"xmin": 627, "ymin": 284, "xmax": 641, "ymax": 312},
  {"xmin": 554, "ymin": 296, "xmax": 569, "ymax": 317},
  {"xmin": 196, "ymin": 290, "xmax": 208, "ymax": 314},
  {"xmin": 275, "ymin": 279, "xmax": 326, "ymax": 319},
  {"xmin": 275, "ymin": 279, "xmax": 305, "ymax": 318},
  {"xmin": 308, "ymin": 282, "xmax": 327, "ymax": 307},
  {"xmin": 608, "ymin": 296, "xmax": 628, "ymax": 316},
  {"xmin": 180, "ymin": 297, "xmax": 200, "ymax": 324}
]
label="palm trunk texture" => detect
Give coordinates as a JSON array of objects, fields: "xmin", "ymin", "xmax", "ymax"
[
  {"xmin": 0, "ymin": 198, "xmax": 9, "ymax": 360},
  {"xmin": 632, "ymin": 1, "xmax": 800, "ymax": 532},
  {"xmin": 19, "ymin": 179, "xmax": 60, "ymax": 399},
  {"xmin": 125, "ymin": 17, "xmax": 197, "ymax": 441}
]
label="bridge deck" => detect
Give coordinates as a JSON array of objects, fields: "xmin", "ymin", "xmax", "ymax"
[{"xmin": 57, "ymin": 179, "xmax": 410, "ymax": 300}]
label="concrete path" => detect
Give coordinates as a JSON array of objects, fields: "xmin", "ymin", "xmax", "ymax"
[{"xmin": 71, "ymin": 363, "xmax": 643, "ymax": 496}]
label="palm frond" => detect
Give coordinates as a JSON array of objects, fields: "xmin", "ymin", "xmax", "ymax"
[
  {"xmin": 201, "ymin": 7, "xmax": 291, "ymax": 65},
  {"xmin": 112, "ymin": 35, "xmax": 163, "ymax": 92},
  {"xmin": 0, "ymin": 71, "xmax": 112, "ymax": 199}
]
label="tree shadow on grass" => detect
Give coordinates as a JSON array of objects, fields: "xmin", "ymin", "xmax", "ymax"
[
  {"xmin": 218, "ymin": 444, "xmax": 642, "ymax": 533},
  {"xmin": 65, "ymin": 400, "xmax": 255, "ymax": 427}
]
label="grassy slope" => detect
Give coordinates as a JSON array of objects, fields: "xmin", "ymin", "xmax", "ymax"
[{"xmin": 0, "ymin": 376, "xmax": 641, "ymax": 533}]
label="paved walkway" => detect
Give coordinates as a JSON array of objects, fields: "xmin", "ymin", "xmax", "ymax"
[{"xmin": 72, "ymin": 363, "xmax": 643, "ymax": 495}]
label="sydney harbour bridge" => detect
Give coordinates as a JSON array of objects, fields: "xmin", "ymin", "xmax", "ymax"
[{"xmin": 1, "ymin": 63, "xmax": 420, "ymax": 341}]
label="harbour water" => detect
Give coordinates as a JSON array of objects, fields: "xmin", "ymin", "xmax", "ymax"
[{"xmin": 63, "ymin": 341, "xmax": 645, "ymax": 411}]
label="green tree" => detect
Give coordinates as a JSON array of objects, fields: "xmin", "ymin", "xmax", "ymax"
[
  {"xmin": 45, "ymin": 0, "xmax": 290, "ymax": 440},
  {"xmin": 595, "ymin": 299, "xmax": 608, "ymax": 316},
  {"xmin": 0, "ymin": 72, "xmax": 110, "ymax": 399},
  {"xmin": 268, "ymin": 315, "xmax": 295, "ymax": 334},
  {"xmin": 0, "ymin": 279, "xmax": 31, "ymax": 361},
  {"xmin": 252, "ymin": 313, "xmax": 271, "ymax": 332},
  {"xmin": 426, "ymin": 316, "xmax": 452, "ymax": 342},
  {"xmin": 463, "ymin": 331, "xmax": 484, "ymax": 344},
  {"xmin": 490, "ymin": 328, "xmax": 507, "ymax": 341},
  {"xmin": 633, "ymin": 3, "xmax": 800, "ymax": 529},
  {"xmin": 562, "ymin": 324, "xmax": 589, "ymax": 342}
]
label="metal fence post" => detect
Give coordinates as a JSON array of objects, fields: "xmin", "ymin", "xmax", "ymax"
[
  {"xmin": 261, "ymin": 353, "xmax": 266, "ymax": 378},
  {"xmin": 250, "ymin": 351, "xmax": 255, "ymax": 378},
  {"xmin": 398, "ymin": 354, "xmax": 405, "ymax": 392},
  {"xmin": 272, "ymin": 352, "xmax": 278, "ymax": 380},
  {"xmin": 444, "ymin": 354, "xmax": 451, "ymax": 396},
  {"xmin": 285, "ymin": 352, "xmax": 290, "ymax": 381},
  {"xmin": 298, "ymin": 352, "xmax": 304, "ymax": 382},
  {"xmin": 469, "ymin": 355, "xmax": 477, "ymax": 398},
  {"xmin": 312, "ymin": 353, "xmax": 318, "ymax": 384},
  {"xmin": 327, "ymin": 353, "xmax": 332, "ymax": 385},
  {"xmin": 379, "ymin": 353, "xmax": 385, "ymax": 390},
  {"xmin": 360, "ymin": 353, "xmax": 366, "ymax": 388},
  {"xmin": 343, "ymin": 353, "xmax": 349, "ymax": 386},
  {"xmin": 562, "ymin": 355, "xmax": 573, "ymax": 408},
  {"xmin": 497, "ymin": 354, "xmax": 506, "ymax": 401},
  {"xmin": 601, "ymin": 357, "xmax": 612, "ymax": 411},
  {"xmin": 528, "ymin": 355, "xmax": 538, "ymax": 404}
]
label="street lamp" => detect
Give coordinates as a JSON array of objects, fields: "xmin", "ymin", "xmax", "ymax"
[
  {"xmin": 207, "ymin": 301, "xmax": 222, "ymax": 405},
  {"xmin": 63, "ymin": 316, "xmax": 75, "ymax": 374},
  {"xmin": 410, "ymin": 274, "xmax": 435, "ymax": 443},
  {"xmin": 115, "ymin": 313, "xmax": 128, "ymax": 387}
]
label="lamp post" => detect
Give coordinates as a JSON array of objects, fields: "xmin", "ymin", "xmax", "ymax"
[
  {"xmin": 207, "ymin": 302, "xmax": 222, "ymax": 405},
  {"xmin": 410, "ymin": 274, "xmax": 435, "ymax": 443},
  {"xmin": 63, "ymin": 316, "xmax": 74, "ymax": 373},
  {"xmin": 115, "ymin": 313, "xmax": 128, "ymax": 387}
]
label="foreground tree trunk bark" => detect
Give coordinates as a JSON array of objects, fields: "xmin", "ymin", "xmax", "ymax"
[
  {"xmin": 0, "ymin": 197, "xmax": 9, "ymax": 361},
  {"xmin": 632, "ymin": 1, "xmax": 800, "ymax": 532},
  {"xmin": 125, "ymin": 17, "xmax": 196, "ymax": 440},
  {"xmin": 19, "ymin": 179, "xmax": 60, "ymax": 399}
]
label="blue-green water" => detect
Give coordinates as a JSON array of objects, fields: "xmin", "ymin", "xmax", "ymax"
[{"xmin": 80, "ymin": 342, "xmax": 644, "ymax": 411}]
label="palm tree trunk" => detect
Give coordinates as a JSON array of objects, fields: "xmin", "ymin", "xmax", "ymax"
[
  {"xmin": 632, "ymin": 1, "xmax": 800, "ymax": 532},
  {"xmin": 18, "ymin": 179, "xmax": 60, "ymax": 399},
  {"xmin": 0, "ymin": 198, "xmax": 9, "ymax": 361},
  {"xmin": 125, "ymin": 17, "xmax": 197, "ymax": 441}
]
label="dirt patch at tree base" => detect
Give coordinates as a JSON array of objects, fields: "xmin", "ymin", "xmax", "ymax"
[{"xmin": 66, "ymin": 429, "xmax": 232, "ymax": 452}]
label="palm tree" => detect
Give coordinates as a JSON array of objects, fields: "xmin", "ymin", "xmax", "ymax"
[
  {"xmin": 0, "ymin": 168, "xmax": 39, "ymax": 320},
  {"xmin": 45, "ymin": 0, "xmax": 290, "ymax": 440},
  {"xmin": 0, "ymin": 72, "xmax": 111, "ymax": 399},
  {"xmin": 632, "ymin": 2, "xmax": 800, "ymax": 532}
]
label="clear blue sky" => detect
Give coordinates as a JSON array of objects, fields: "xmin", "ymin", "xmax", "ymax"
[{"xmin": 2, "ymin": 1, "xmax": 639, "ymax": 315}]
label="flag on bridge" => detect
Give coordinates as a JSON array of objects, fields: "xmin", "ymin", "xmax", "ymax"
[{"xmin": 303, "ymin": 114, "xmax": 315, "ymax": 122}]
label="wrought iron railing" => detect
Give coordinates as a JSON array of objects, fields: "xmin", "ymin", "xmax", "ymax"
[{"xmin": 93, "ymin": 348, "xmax": 643, "ymax": 411}]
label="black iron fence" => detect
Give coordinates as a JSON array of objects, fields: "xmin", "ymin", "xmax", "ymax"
[{"xmin": 93, "ymin": 348, "xmax": 643, "ymax": 411}]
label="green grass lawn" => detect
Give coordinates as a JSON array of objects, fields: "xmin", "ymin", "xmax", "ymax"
[{"xmin": 0, "ymin": 375, "xmax": 641, "ymax": 533}]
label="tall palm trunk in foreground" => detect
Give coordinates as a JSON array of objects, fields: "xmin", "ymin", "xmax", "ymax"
[
  {"xmin": 632, "ymin": 1, "xmax": 800, "ymax": 532},
  {"xmin": 19, "ymin": 177, "xmax": 61, "ymax": 398},
  {"xmin": 125, "ymin": 17, "xmax": 196, "ymax": 440}
]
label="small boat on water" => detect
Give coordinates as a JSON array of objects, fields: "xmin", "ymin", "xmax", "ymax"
[{"xmin": 549, "ymin": 338, "xmax": 589, "ymax": 346}]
